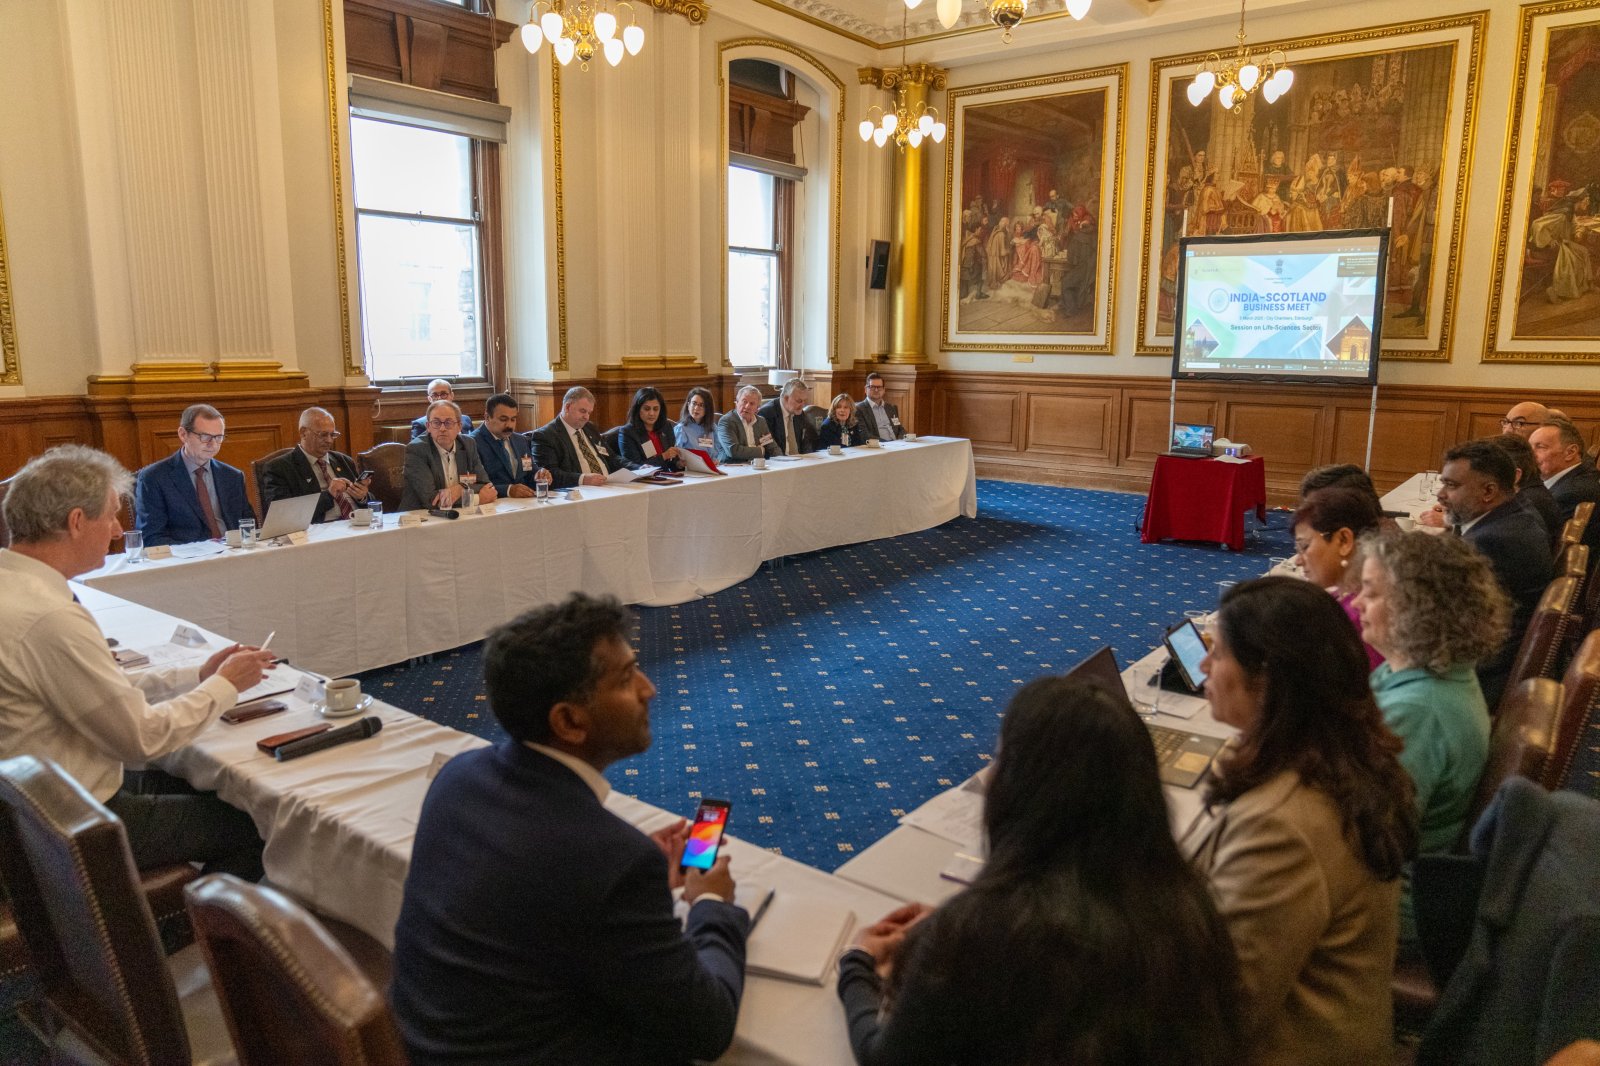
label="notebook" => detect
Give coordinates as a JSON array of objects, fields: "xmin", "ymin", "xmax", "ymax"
[{"xmin": 734, "ymin": 880, "xmax": 856, "ymax": 985}]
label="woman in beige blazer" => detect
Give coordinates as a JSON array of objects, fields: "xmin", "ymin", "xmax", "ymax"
[{"xmin": 1182, "ymin": 576, "xmax": 1419, "ymax": 1066}]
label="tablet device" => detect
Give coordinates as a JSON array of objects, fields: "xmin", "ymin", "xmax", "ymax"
[{"xmin": 1163, "ymin": 619, "xmax": 1209, "ymax": 693}]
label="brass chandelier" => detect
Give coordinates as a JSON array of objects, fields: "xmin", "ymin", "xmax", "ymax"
[
  {"xmin": 859, "ymin": 10, "xmax": 946, "ymax": 150},
  {"xmin": 1186, "ymin": 0, "xmax": 1292, "ymax": 113},
  {"xmin": 906, "ymin": 0, "xmax": 1089, "ymax": 41},
  {"xmin": 519, "ymin": 0, "xmax": 645, "ymax": 70}
]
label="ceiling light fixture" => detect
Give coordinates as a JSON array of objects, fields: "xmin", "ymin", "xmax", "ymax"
[
  {"xmin": 914, "ymin": 0, "xmax": 1090, "ymax": 41},
  {"xmin": 1186, "ymin": 0, "xmax": 1292, "ymax": 113},
  {"xmin": 520, "ymin": 0, "xmax": 644, "ymax": 71},
  {"xmin": 860, "ymin": 9, "xmax": 947, "ymax": 150}
]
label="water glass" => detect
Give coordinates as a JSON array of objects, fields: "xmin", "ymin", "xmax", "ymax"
[
  {"xmin": 1420, "ymin": 470, "xmax": 1438, "ymax": 501},
  {"xmin": 368, "ymin": 500, "xmax": 383, "ymax": 528},
  {"xmin": 238, "ymin": 518, "xmax": 257, "ymax": 548},
  {"xmin": 123, "ymin": 529, "xmax": 144, "ymax": 564},
  {"xmin": 1133, "ymin": 684, "xmax": 1161, "ymax": 722},
  {"xmin": 535, "ymin": 478, "xmax": 549, "ymax": 503}
]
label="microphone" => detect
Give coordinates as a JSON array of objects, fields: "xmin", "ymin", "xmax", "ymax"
[
  {"xmin": 274, "ymin": 716, "xmax": 384, "ymax": 761},
  {"xmin": 427, "ymin": 508, "xmax": 460, "ymax": 520}
]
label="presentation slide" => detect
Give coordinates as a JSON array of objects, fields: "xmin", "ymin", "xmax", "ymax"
[{"xmin": 1171, "ymin": 231, "xmax": 1388, "ymax": 385}]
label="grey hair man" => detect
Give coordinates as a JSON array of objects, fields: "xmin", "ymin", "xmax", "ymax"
[
  {"xmin": 1530, "ymin": 419, "xmax": 1600, "ymax": 545},
  {"xmin": 401, "ymin": 400, "xmax": 497, "ymax": 511},
  {"xmin": 410, "ymin": 379, "xmax": 475, "ymax": 441},
  {"xmin": 715, "ymin": 385, "xmax": 778, "ymax": 465},
  {"xmin": 530, "ymin": 386, "xmax": 629, "ymax": 489},
  {"xmin": 757, "ymin": 379, "xmax": 820, "ymax": 456},
  {"xmin": 259, "ymin": 406, "xmax": 371, "ymax": 523},
  {"xmin": 0, "ymin": 445, "xmax": 273, "ymax": 876}
]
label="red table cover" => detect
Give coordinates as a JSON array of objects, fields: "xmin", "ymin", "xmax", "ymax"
[{"xmin": 1140, "ymin": 454, "xmax": 1267, "ymax": 551}]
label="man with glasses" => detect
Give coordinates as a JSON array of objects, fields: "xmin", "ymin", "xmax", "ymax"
[
  {"xmin": 1499, "ymin": 401, "xmax": 1551, "ymax": 439},
  {"xmin": 261, "ymin": 407, "xmax": 371, "ymax": 523},
  {"xmin": 854, "ymin": 372, "xmax": 907, "ymax": 441},
  {"xmin": 400, "ymin": 400, "xmax": 498, "ymax": 511},
  {"xmin": 409, "ymin": 378, "xmax": 474, "ymax": 441},
  {"xmin": 134, "ymin": 403, "xmax": 256, "ymax": 545}
]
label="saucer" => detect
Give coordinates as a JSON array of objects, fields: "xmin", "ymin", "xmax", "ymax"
[{"xmin": 315, "ymin": 694, "xmax": 373, "ymax": 718}]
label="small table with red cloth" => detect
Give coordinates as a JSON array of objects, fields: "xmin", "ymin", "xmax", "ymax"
[{"xmin": 1140, "ymin": 454, "xmax": 1267, "ymax": 551}]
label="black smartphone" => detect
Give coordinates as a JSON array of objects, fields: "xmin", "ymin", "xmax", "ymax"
[
  {"xmin": 1163, "ymin": 619, "xmax": 1210, "ymax": 693},
  {"xmin": 358, "ymin": 470, "xmax": 374, "ymax": 483},
  {"xmin": 680, "ymin": 798, "xmax": 731, "ymax": 874}
]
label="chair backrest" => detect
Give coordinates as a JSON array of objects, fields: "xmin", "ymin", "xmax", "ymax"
[
  {"xmin": 249, "ymin": 448, "xmax": 293, "ymax": 518},
  {"xmin": 1546, "ymin": 629, "xmax": 1600, "ymax": 790},
  {"xmin": 803, "ymin": 404, "xmax": 828, "ymax": 430},
  {"xmin": 0, "ymin": 755, "xmax": 191, "ymax": 1065},
  {"xmin": 1466, "ymin": 677, "xmax": 1562, "ymax": 843},
  {"xmin": 357, "ymin": 442, "xmax": 407, "ymax": 513},
  {"xmin": 1572, "ymin": 499, "xmax": 1595, "ymax": 540},
  {"xmin": 184, "ymin": 875, "xmax": 406, "ymax": 1066},
  {"xmin": 1561, "ymin": 515, "xmax": 1585, "ymax": 549},
  {"xmin": 604, "ymin": 425, "xmax": 628, "ymax": 456},
  {"xmin": 1500, "ymin": 575, "xmax": 1581, "ymax": 711}
]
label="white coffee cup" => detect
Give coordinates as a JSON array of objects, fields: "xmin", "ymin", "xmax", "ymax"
[
  {"xmin": 867, "ymin": 438, "xmax": 882, "ymax": 449},
  {"xmin": 224, "ymin": 528, "xmax": 243, "ymax": 548},
  {"xmin": 753, "ymin": 457, "xmax": 767, "ymax": 469},
  {"xmin": 1396, "ymin": 516, "xmax": 1417, "ymax": 532},
  {"xmin": 324, "ymin": 677, "xmax": 362, "ymax": 712},
  {"xmin": 828, "ymin": 444, "xmax": 842, "ymax": 456},
  {"xmin": 349, "ymin": 507, "xmax": 372, "ymax": 526}
]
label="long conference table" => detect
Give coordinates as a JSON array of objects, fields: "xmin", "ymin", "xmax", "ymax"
[{"xmin": 80, "ymin": 437, "xmax": 978, "ymax": 679}]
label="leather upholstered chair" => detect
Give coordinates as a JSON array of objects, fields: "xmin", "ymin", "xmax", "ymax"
[
  {"xmin": 248, "ymin": 448, "xmax": 293, "ymax": 519},
  {"xmin": 0, "ymin": 754, "xmax": 234, "ymax": 1066},
  {"xmin": 1498, "ymin": 576, "xmax": 1581, "ymax": 715},
  {"xmin": 1546, "ymin": 630, "xmax": 1600, "ymax": 791},
  {"xmin": 1464, "ymin": 677, "xmax": 1561, "ymax": 841},
  {"xmin": 357, "ymin": 442, "xmax": 407, "ymax": 513},
  {"xmin": 184, "ymin": 875, "xmax": 407, "ymax": 1066}
]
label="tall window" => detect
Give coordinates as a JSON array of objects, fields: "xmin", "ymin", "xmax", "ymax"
[
  {"xmin": 728, "ymin": 165, "xmax": 790, "ymax": 367},
  {"xmin": 351, "ymin": 118, "xmax": 485, "ymax": 383}
]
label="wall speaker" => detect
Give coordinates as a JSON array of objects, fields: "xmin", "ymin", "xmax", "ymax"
[{"xmin": 868, "ymin": 240, "xmax": 890, "ymax": 290}]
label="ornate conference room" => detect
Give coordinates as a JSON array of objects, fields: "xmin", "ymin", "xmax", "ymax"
[{"xmin": 2, "ymin": 0, "xmax": 1599, "ymax": 1062}]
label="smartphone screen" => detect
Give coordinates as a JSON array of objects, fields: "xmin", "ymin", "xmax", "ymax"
[
  {"xmin": 1164, "ymin": 620, "xmax": 1210, "ymax": 692},
  {"xmin": 681, "ymin": 799, "xmax": 731, "ymax": 872}
]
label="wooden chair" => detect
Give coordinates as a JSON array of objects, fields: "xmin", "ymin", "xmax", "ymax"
[
  {"xmin": 249, "ymin": 448, "xmax": 292, "ymax": 520},
  {"xmin": 357, "ymin": 442, "xmax": 407, "ymax": 513},
  {"xmin": 1545, "ymin": 629, "xmax": 1600, "ymax": 791},
  {"xmin": 1498, "ymin": 576, "xmax": 1582, "ymax": 715},
  {"xmin": 184, "ymin": 875, "xmax": 405, "ymax": 1066},
  {"xmin": 1466, "ymin": 677, "xmax": 1562, "ymax": 838},
  {"xmin": 0, "ymin": 754, "xmax": 234, "ymax": 1065}
]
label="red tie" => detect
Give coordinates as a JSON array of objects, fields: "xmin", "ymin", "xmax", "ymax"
[
  {"xmin": 194, "ymin": 465, "xmax": 222, "ymax": 539},
  {"xmin": 317, "ymin": 457, "xmax": 353, "ymax": 519}
]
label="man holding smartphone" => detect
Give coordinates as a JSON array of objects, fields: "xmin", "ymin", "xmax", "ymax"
[
  {"xmin": 393, "ymin": 593, "xmax": 749, "ymax": 1066},
  {"xmin": 260, "ymin": 406, "xmax": 370, "ymax": 523}
]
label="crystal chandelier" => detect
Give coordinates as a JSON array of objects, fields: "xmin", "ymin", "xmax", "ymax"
[
  {"xmin": 519, "ymin": 0, "xmax": 644, "ymax": 70},
  {"xmin": 1186, "ymin": 0, "xmax": 1292, "ymax": 113},
  {"xmin": 859, "ymin": 10, "xmax": 946, "ymax": 150},
  {"xmin": 907, "ymin": 0, "xmax": 1088, "ymax": 40}
]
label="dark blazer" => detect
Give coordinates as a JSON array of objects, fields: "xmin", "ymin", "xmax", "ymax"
[
  {"xmin": 470, "ymin": 424, "xmax": 539, "ymax": 494},
  {"xmin": 1515, "ymin": 483, "xmax": 1563, "ymax": 550},
  {"xmin": 818, "ymin": 417, "xmax": 869, "ymax": 449},
  {"xmin": 260, "ymin": 447, "xmax": 362, "ymax": 524},
  {"xmin": 530, "ymin": 417, "xmax": 627, "ymax": 489},
  {"xmin": 400, "ymin": 437, "xmax": 492, "ymax": 511},
  {"xmin": 134, "ymin": 452, "xmax": 256, "ymax": 546},
  {"xmin": 392, "ymin": 743, "xmax": 748, "ymax": 1066},
  {"xmin": 410, "ymin": 412, "xmax": 472, "ymax": 441},
  {"xmin": 854, "ymin": 399, "xmax": 906, "ymax": 441},
  {"xmin": 1462, "ymin": 497, "xmax": 1555, "ymax": 706},
  {"xmin": 713, "ymin": 411, "xmax": 777, "ymax": 464},
  {"xmin": 1548, "ymin": 464, "xmax": 1600, "ymax": 548},
  {"xmin": 757, "ymin": 399, "xmax": 820, "ymax": 455},
  {"xmin": 617, "ymin": 421, "xmax": 683, "ymax": 470}
]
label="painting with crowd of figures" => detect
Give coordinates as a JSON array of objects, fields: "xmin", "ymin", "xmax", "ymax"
[
  {"xmin": 1137, "ymin": 15, "xmax": 1485, "ymax": 360},
  {"xmin": 943, "ymin": 64, "xmax": 1125, "ymax": 354},
  {"xmin": 1487, "ymin": 0, "xmax": 1600, "ymax": 363}
]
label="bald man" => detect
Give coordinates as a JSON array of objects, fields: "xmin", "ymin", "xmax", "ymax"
[
  {"xmin": 1499, "ymin": 401, "xmax": 1551, "ymax": 439},
  {"xmin": 261, "ymin": 407, "xmax": 370, "ymax": 523}
]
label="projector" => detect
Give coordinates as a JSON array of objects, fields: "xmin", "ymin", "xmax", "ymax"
[{"xmin": 1212, "ymin": 438, "xmax": 1251, "ymax": 457}]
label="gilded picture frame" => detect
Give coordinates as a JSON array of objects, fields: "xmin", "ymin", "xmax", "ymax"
[
  {"xmin": 1136, "ymin": 14, "xmax": 1486, "ymax": 361},
  {"xmin": 941, "ymin": 63, "xmax": 1126, "ymax": 354},
  {"xmin": 1485, "ymin": 0, "xmax": 1600, "ymax": 363}
]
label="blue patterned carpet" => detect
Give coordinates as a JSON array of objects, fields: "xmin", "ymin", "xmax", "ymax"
[{"xmin": 361, "ymin": 480, "xmax": 1297, "ymax": 870}]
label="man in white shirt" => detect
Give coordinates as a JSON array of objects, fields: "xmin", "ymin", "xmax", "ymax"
[
  {"xmin": 854, "ymin": 372, "xmax": 907, "ymax": 441},
  {"xmin": 530, "ymin": 386, "xmax": 628, "ymax": 489},
  {"xmin": 757, "ymin": 379, "xmax": 820, "ymax": 456},
  {"xmin": 713, "ymin": 385, "xmax": 778, "ymax": 464},
  {"xmin": 0, "ymin": 445, "xmax": 274, "ymax": 876},
  {"xmin": 1530, "ymin": 419, "xmax": 1600, "ymax": 547}
]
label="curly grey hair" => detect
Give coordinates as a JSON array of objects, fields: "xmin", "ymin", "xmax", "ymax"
[
  {"xmin": 1359, "ymin": 530, "xmax": 1510, "ymax": 675},
  {"xmin": 4, "ymin": 445, "xmax": 132, "ymax": 544}
]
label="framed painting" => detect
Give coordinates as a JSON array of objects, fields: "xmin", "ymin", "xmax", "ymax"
[
  {"xmin": 941, "ymin": 64, "xmax": 1126, "ymax": 354},
  {"xmin": 1486, "ymin": 0, "xmax": 1600, "ymax": 363},
  {"xmin": 1136, "ymin": 14, "xmax": 1486, "ymax": 360}
]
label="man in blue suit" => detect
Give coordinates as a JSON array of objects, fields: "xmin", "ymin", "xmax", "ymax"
[
  {"xmin": 392, "ymin": 594, "xmax": 750, "ymax": 1065},
  {"xmin": 469, "ymin": 392, "xmax": 550, "ymax": 498},
  {"xmin": 134, "ymin": 403, "xmax": 256, "ymax": 546}
]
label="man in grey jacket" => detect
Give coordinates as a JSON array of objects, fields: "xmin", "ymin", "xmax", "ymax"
[
  {"xmin": 401, "ymin": 400, "xmax": 497, "ymax": 511},
  {"xmin": 715, "ymin": 386, "xmax": 778, "ymax": 464}
]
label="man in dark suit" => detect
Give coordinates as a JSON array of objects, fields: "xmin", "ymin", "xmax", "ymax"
[
  {"xmin": 1531, "ymin": 419, "xmax": 1600, "ymax": 548},
  {"xmin": 134, "ymin": 403, "xmax": 256, "ymax": 545},
  {"xmin": 400, "ymin": 400, "xmax": 497, "ymax": 511},
  {"xmin": 391, "ymin": 594, "xmax": 749, "ymax": 1066},
  {"xmin": 757, "ymin": 379, "xmax": 820, "ymax": 456},
  {"xmin": 530, "ymin": 386, "xmax": 627, "ymax": 489},
  {"xmin": 470, "ymin": 392, "xmax": 549, "ymax": 498},
  {"xmin": 1438, "ymin": 439, "xmax": 1555, "ymax": 707},
  {"xmin": 855, "ymin": 371, "xmax": 906, "ymax": 441},
  {"xmin": 260, "ymin": 407, "xmax": 370, "ymax": 523},
  {"xmin": 409, "ymin": 378, "xmax": 474, "ymax": 441}
]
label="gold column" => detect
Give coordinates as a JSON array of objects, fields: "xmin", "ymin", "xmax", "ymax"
[{"xmin": 860, "ymin": 63, "xmax": 946, "ymax": 365}]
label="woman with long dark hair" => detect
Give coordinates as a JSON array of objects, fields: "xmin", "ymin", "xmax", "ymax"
[
  {"xmin": 616, "ymin": 386, "xmax": 682, "ymax": 470},
  {"xmin": 1185, "ymin": 576, "xmax": 1419, "ymax": 1065},
  {"xmin": 836, "ymin": 680, "xmax": 1243, "ymax": 1066},
  {"xmin": 674, "ymin": 387, "xmax": 718, "ymax": 454}
]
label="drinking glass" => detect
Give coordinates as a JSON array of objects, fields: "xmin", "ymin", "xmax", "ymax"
[
  {"xmin": 1133, "ymin": 680, "xmax": 1161, "ymax": 721},
  {"xmin": 123, "ymin": 530, "xmax": 144, "ymax": 564},
  {"xmin": 1420, "ymin": 470, "xmax": 1438, "ymax": 501},
  {"xmin": 535, "ymin": 477, "xmax": 549, "ymax": 503},
  {"xmin": 238, "ymin": 518, "xmax": 257, "ymax": 548},
  {"xmin": 367, "ymin": 500, "xmax": 383, "ymax": 528}
]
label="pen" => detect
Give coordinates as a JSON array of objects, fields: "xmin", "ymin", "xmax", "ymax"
[
  {"xmin": 749, "ymin": 888, "xmax": 776, "ymax": 929},
  {"xmin": 261, "ymin": 631, "xmax": 276, "ymax": 652}
]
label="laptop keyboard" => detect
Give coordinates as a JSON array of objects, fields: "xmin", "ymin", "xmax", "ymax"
[{"xmin": 1148, "ymin": 724, "xmax": 1190, "ymax": 764}]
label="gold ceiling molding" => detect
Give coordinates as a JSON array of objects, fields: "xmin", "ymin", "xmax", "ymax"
[
  {"xmin": 0, "ymin": 182, "xmax": 18, "ymax": 386},
  {"xmin": 732, "ymin": 0, "xmax": 1108, "ymax": 52},
  {"xmin": 640, "ymin": 0, "xmax": 713, "ymax": 25},
  {"xmin": 717, "ymin": 38, "xmax": 846, "ymax": 366},
  {"xmin": 322, "ymin": 0, "xmax": 360, "ymax": 378}
]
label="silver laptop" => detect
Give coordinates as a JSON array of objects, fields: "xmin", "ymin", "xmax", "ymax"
[
  {"xmin": 255, "ymin": 493, "xmax": 322, "ymax": 541},
  {"xmin": 1168, "ymin": 423, "xmax": 1216, "ymax": 458},
  {"xmin": 1062, "ymin": 647, "xmax": 1222, "ymax": 789}
]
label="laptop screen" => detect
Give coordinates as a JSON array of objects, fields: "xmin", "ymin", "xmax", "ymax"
[
  {"xmin": 1170, "ymin": 423, "xmax": 1215, "ymax": 452},
  {"xmin": 1061, "ymin": 647, "xmax": 1131, "ymax": 709}
]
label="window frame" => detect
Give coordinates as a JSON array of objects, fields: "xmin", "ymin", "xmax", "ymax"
[{"xmin": 727, "ymin": 164, "xmax": 794, "ymax": 370}]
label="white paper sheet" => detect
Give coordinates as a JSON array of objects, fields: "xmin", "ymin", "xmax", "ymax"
[{"xmin": 899, "ymin": 787, "xmax": 985, "ymax": 852}]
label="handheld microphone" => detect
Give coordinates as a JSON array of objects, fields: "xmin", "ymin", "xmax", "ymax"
[
  {"xmin": 427, "ymin": 508, "xmax": 460, "ymax": 520},
  {"xmin": 274, "ymin": 715, "xmax": 383, "ymax": 761}
]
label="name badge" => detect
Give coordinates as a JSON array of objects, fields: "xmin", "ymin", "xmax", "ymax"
[
  {"xmin": 172, "ymin": 624, "xmax": 208, "ymax": 647},
  {"xmin": 596, "ymin": 445, "xmax": 609, "ymax": 456},
  {"xmin": 520, "ymin": 455, "xmax": 533, "ymax": 471},
  {"xmin": 643, "ymin": 440, "xmax": 658, "ymax": 459},
  {"xmin": 294, "ymin": 675, "xmax": 326, "ymax": 704},
  {"xmin": 891, "ymin": 416, "xmax": 902, "ymax": 426},
  {"xmin": 699, "ymin": 436, "xmax": 713, "ymax": 448},
  {"xmin": 285, "ymin": 530, "xmax": 311, "ymax": 546}
]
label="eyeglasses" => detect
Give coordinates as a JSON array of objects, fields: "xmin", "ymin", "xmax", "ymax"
[
  {"xmin": 1499, "ymin": 417, "xmax": 1546, "ymax": 430},
  {"xmin": 186, "ymin": 431, "xmax": 225, "ymax": 445},
  {"xmin": 1292, "ymin": 530, "xmax": 1333, "ymax": 554},
  {"xmin": 428, "ymin": 418, "xmax": 460, "ymax": 429},
  {"xmin": 308, "ymin": 430, "xmax": 341, "ymax": 441}
]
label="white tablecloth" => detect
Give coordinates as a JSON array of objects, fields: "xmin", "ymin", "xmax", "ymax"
[{"xmin": 81, "ymin": 438, "xmax": 978, "ymax": 678}]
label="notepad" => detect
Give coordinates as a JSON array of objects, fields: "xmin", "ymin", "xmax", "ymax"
[{"xmin": 734, "ymin": 881, "xmax": 855, "ymax": 986}]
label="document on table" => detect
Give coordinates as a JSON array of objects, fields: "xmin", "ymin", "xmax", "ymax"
[
  {"xmin": 1213, "ymin": 455, "xmax": 1251, "ymax": 465},
  {"xmin": 172, "ymin": 541, "xmax": 229, "ymax": 559},
  {"xmin": 127, "ymin": 642, "xmax": 209, "ymax": 671},
  {"xmin": 899, "ymin": 787, "xmax": 985, "ymax": 852},
  {"xmin": 233, "ymin": 663, "xmax": 313, "ymax": 705},
  {"xmin": 734, "ymin": 880, "xmax": 856, "ymax": 985},
  {"xmin": 606, "ymin": 466, "xmax": 644, "ymax": 484}
]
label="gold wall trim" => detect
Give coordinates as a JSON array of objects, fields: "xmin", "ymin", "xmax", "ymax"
[
  {"xmin": 1133, "ymin": 11, "xmax": 1487, "ymax": 362},
  {"xmin": 939, "ymin": 63, "xmax": 1127, "ymax": 354},
  {"xmin": 323, "ymin": 0, "xmax": 360, "ymax": 377},
  {"xmin": 642, "ymin": 0, "xmax": 712, "ymax": 25},
  {"xmin": 550, "ymin": 53, "xmax": 570, "ymax": 373},
  {"xmin": 0, "ymin": 181, "xmax": 19, "ymax": 386},
  {"xmin": 717, "ymin": 38, "xmax": 846, "ymax": 366},
  {"xmin": 1482, "ymin": 0, "xmax": 1600, "ymax": 363}
]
